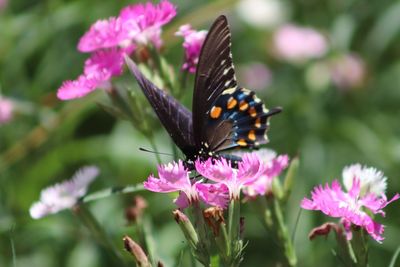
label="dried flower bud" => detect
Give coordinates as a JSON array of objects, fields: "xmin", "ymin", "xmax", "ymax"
[
  {"xmin": 203, "ymin": 207, "xmax": 225, "ymax": 236},
  {"xmin": 123, "ymin": 235, "xmax": 151, "ymax": 267},
  {"xmin": 308, "ymin": 222, "xmax": 342, "ymax": 240},
  {"xmin": 125, "ymin": 195, "xmax": 148, "ymax": 224}
]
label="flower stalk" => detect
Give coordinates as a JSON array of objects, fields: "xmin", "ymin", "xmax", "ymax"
[
  {"xmin": 266, "ymin": 196, "xmax": 297, "ymax": 267},
  {"xmin": 73, "ymin": 204, "xmax": 127, "ymax": 265}
]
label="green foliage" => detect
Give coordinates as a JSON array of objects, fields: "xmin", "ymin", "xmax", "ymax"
[{"xmin": 1, "ymin": 0, "xmax": 400, "ymax": 266}]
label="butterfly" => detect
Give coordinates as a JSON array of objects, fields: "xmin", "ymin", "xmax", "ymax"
[{"xmin": 125, "ymin": 15, "xmax": 281, "ymax": 164}]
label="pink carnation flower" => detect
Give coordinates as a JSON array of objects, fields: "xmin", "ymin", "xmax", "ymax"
[
  {"xmin": 78, "ymin": 17, "xmax": 131, "ymax": 53},
  {"xmin": 119, "ymin": 0, "xmax": 177, "ymax": 48},
  {"xmin": 273, "ymin": 24, "xmax": 328, "ymax": 62},
  {"xmin": 196, "ymin": 183, "xmax": 230, "ymax": 208},
  {"xmin": 175, "ymin": 24, "xmax": 207, "ymax": 73},
  {"xmin": 144, "ymin": 161, "xmax": 198, "ymax": 209},
  {"xmin": 57, "ymin": 48, "xmax": 130, "ymax": 100},
  {"xmin": 244, "ymin": 150, "xmax": 289, "ymax": 197},
  {"xmin": 301, "ymin": 179, "xmax": 399, "ymax": 242},
  {"xmin": 195, "ymin": 153, "xmax": 265, "ymax": 199},
  {"xmin": 0, "ymin": 97, "xmax": 14, "ymax": 124}
]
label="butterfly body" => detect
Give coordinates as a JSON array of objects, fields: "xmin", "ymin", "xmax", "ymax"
[{"xmin": 126, "ymin": 15, "xmax": 281, "ymax": 165}]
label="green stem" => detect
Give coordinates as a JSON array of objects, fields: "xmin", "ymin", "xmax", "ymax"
[
  {"xmin": 191, "ymin": 203, "xmax": 211, "ymax": 267},
  {"xmin": 148, "ymin": 136, "xmax": 162, "ymax": 164},
  {"xmin": 226, "ymin": 199, "xmax": 242, "ymax": 267},
  {"xmin": 351, "ymin": 227, "xmax": 368, "ymax": 267},
  {"xmin": 267, "ymin": 197, "xmax": 297, "ymax": 267},
  {"xmin": 147, "ymin": 45, "xmax": 175, "ymax": 94},
  {"xmin": 73, "ymin": 204, "xmax": 127, "ymax": 266}
]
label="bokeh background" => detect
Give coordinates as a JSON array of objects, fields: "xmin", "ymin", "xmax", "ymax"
[{"xmin": 1, "ymin": 0, "xmax": 400, "ymax": 266}]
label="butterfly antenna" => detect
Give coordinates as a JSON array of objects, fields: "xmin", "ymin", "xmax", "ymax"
[{"xmin": 139, "ymin": 147, "xmax": 173, "ymax": 157}]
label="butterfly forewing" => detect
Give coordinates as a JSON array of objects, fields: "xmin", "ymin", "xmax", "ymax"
[
  {"xmin": 193, "ymin": 15, "xmax": 237, "ymax": 148},
  {"xmin": 125, "ymin": 57, "xmax": 196, "ymax": 156}
]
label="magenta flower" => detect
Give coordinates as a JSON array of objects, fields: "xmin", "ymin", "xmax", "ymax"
[
  {"xmin": 84, "ymin": 48, "xmax": 127, "ymax": 80},
  {"xmin": 175, "ymin": 24, "xmax": 207, "ymax": 73},
  {"xmin": 78, "ymin": 17, "xmax": 131, "ymax": 53},
  {"xmin": 0, "ymin": 97, "xmax": 14, "ymax": 125},
  {"xmin": 196, "ymin": 183, "xmax": 230, "ymax": 208},
  {"xmin": 119, "ymin": 0, "xmax": 177, "ymax": 48},
  {"xmin": 301, "ymin": 179, "xmax": 399, "ymax": 242},
  {"xmin": 195, "ymin": 153, "xmax": 265, "ymax": 199},
  {"xmin": 244, "ymin": 150, "xmax": 289, "ymax": 197},
  {"xmin": 57, "ymin": 75, "xmax": 97, "ymax": 100},
  {"xmin": 30, "ymin": 166, "xmax": 99, "ymax": 219},
  {"xmin": 144, "ymin": 161, "xmax": 198, "ymax": 208},
  {"xmin": 272, "ymin": 24, "xmax": 328, "ymax": 62},
  {"xmin": 57, "ymin": 48, "xmax": 131, "ymax": 100}
]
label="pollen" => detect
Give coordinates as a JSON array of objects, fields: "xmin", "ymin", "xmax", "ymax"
[
  {"xmin": 248, "ymin": 107, "xmax": 257, "ymax": 117},
  {"xmin": 237, "ymin": 139, "xmax": 247, "ymax": 147},
  {"xmin": 255, "ymin": 118, "xmax": 261, "ymax": 128},
  {"xmin": 248, "ymin": 130, "xmax": 256, "ymax": 141},
  {"xmin": 210, "ymin": 106, "xmax": 222, "ymax": 119},
  {"xmin": 239, "ymin": 101, "xmax": 249, "ymax": 111},
  {"xmin": 227, "ymin": 97, "xmax": 237, "ymax": 109}
]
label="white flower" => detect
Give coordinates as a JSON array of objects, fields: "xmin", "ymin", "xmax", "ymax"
[
  {"xmin": 342, "ymin": 164, "xmax": 387, "ymax": 196},
  {"xmin": 30, "ymin": 166, "xmax": 99, "ymax": 219},
  {"xmin": 236, "ymin": 0, "xmax": 289, "ymax": 29}
]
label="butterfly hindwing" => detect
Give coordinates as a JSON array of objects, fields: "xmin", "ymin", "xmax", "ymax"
[
  {"xmin": 125, "ymin": 57, "xmax": 196, "ymax": 156},
  {"xmin": 205, "ymin": 87, "xmax": 282, "ymax": 152}
]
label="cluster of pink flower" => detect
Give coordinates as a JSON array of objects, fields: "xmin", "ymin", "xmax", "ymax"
[
  {"xmin": 57, "ymin": 0, "xmax": 207, "ymax": 101},
  {"xmin": 143, "ymin": 151, "xmax": 289, "ymax": 209},
  {"xmin": 302, "ymin": 164, "xmax": 399, "ymax": 242},
  {"xmin": 57, "ymin": 0, "xmax": 176, "ymax": 100},
  {"xmin": 175, "ymin": 25, "xmax": 208, "ymax": 73}
]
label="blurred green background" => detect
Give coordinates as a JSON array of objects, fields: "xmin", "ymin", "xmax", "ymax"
[{"xmin": 1, "ymin": 0, "xmax": 400, "ymax": 266}]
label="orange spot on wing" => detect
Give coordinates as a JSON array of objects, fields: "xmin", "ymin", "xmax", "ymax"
[
  {"xmin": 239, "ymin": 101, "xmax": 249, "ymax": 111},
  {"xmin": 248, "ymin": 107, "xmax": 257, "ymax": 117},
  {"xmin": 227, "ymin": 97, "xmax": 237, "ymax": 109},
  {"xmin": 210, "ymin": 106, "xmax": 222, "ymax": 119},
  {"xmin": 255, "ymin": 118, "xmax": 261, "ymax": 128},
  {"xmin": 237, "ymin": 139, "xmax": 247, "ymax": 147},
  {"xmin": 248, "ymin": 130, "xmax": 256, "ymax": 141}
]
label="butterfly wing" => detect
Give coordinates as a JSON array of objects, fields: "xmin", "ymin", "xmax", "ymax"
[
  {"xmin": 192, "ymin": 15, "xmax": 237, "ymax": 149},
  {"xmin": 193, "ymin": 16, "xmax": 281, "ymax": 153},
  {"xmin": 125, "ymin": 57, "xmax": 196, "ymax": 156}
]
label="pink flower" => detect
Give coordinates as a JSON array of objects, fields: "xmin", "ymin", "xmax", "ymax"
[
  {"xmin": 237, "ymin": 62, "xmax": 272, "ymax": 91},
  {"xmin": 195, "ymin": 153, "xmax": 265, "ymax": 199},
  {"xmin": 78, "ymin": 17, "xmax": 131, "ymax": 53},
  {"xmin": 30, "ymin": 166, "xmax": 99, "ymax": 219},
  {"xmin": 57, "ymin": 75, "xmax": 98, "ymax": 100},
  {"xmin": 144, "ymin": 161, "xmax": 198, "ymax": 208},
  {"xmin": 0, "ymin": 97, "xmax": 14, "ymax": 124},
  {"xmin": 196, "ymin": 183, "xmax": 230, "ymax": 208},
  {"xmin": 272, "ymin": 24, "xmax": 328, "ymax": 62},
  {"xmin": 84, "ymin": 48, "xmax": 126, "ymax": 80},
  {"xmin": 175, "ymin": 24, "xmax": 207, "ymax": 73},
  {"xmin": 57, "ymin": 48, "xmax": 131, "ymax": 100},
  {"xmin": 329, "ymin": 53, "xmax": 366, "ymax": 89},
  {"xmin": 119, "ymin": 0, "xmax": 177, "ymax": 48},
  {"xmin": 244, "ymin": 151, "xmax": 289, "ymax": 197},
  {"xmin": 301, "ymin": 179, "xmax": 400, "ymax": 242}
]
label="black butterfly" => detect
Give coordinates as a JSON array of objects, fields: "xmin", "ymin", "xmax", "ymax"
[{"xmin": 125, "ymin": 15, "xmax": 281, "ymax": 164}]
